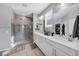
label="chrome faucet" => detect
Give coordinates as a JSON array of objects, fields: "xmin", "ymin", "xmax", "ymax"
[{"xmin": 68, "ymin": 35, "xmax": 73, "ymax": 41}]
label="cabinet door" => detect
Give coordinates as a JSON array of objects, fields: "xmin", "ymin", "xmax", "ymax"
[
  {"xmin": 34, "ymin": 34, "xmax": 55, "ymax": 56},
  {"xmin": 56, "ymin": 49, "xmax": 68, "ymax": 56},
  {"xmin": 46, "ymin": 38, "xmax": 55, "ymax": 56},
  {"xmin": 45, "ymin": 39, "xmax": 55, "ymax": 56},
  {"xmin": 38, "ymin": 35, "xmax": 47, "ymax": 55},
  {"xmin": 45, "ymin": 44, "xmax": 55, "ymax": 56},
  {"xmin": 33, "ymin": 33, "xmax": 37, "ymax": 42},
  {"xmin": 34, "ymin": 33, "xmax": 39, "ymax": 43},
  {"xmin": 40, "ymin": 37, "xmax": 55, "ymax": 56},
  {"xmin": 77, "ymin": 51, "xmax": 79, "ymax": 56}
]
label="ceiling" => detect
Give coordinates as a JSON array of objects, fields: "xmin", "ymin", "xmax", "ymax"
[
  {"xmin": 47, "ymin": 3, "xmax": 79, "ymax": 24},
  {"xmin": 4, "ymin": 3, "xmax": 50, "ymax": 17}
]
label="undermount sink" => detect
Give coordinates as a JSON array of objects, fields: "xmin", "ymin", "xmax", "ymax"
[{"xmin": 52, "ymin": 35, "xmax": 72, "ymax": 42}]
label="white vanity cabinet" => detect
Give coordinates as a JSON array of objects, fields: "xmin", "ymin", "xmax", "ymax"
[
  {"xmin": 34, "ymin": 32, "xmax": 79, "ymax": 56},
  {"xmin": 45, "ymin": 41, "xmax": 55, "ymax": 56},
  {"xmin": 46, "ymin": 38, "xmax": 77, "ymax": 56},
  {"xmin": 40, "ymin": 36, "xmax": 55, "ymax": 56},
  {"xmin": 46, "ymin": 39, "xmax": 68, "ymax": 56},
  {"xmin": 33, "ymin": 33, "xmax": 47, "ymax": 55},
  {"xmin": 34, "ymin": 33, "xmax": 55, "ymax": 56},
  {"xmin": 33, "ymin": 33, "xmax": 38, "ymax": 43},
  {"xmin": 38, "ymin": 35, "xmax": 47, "ymax": 55}
]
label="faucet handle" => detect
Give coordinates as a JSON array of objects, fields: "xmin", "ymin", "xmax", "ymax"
[{"xmin": 68, "ymin": 34, "xmax": 73, "ymax": 41}]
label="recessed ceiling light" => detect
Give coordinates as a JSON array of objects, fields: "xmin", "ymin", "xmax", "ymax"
[
  {"xmin": 61, "ymin": 3, "xmax": 65, "ymax": 7},
  {"xmin": 22, "ymin": 4, "xmax": 27, "ymax": 8}
]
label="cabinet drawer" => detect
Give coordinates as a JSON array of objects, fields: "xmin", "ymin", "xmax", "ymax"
[
  {"xmin": 46, "ymin": 39, "xmax": 76, "ymax": 56},
  {"xmin": 56, "ymin": 49, "xmax": 68, "ymax": 56}
]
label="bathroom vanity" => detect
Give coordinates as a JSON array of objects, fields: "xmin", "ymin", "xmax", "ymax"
[
  {"xmin": 33, "ymin": 4, "xmax": 79, "ymax": 56},
  {"xmin": 33, "ymin": 13, "xmax": 79, "ymax": 56},
  {"xmin": 33, "ymin": 31, "xmax": 79, "ymax": 56}
]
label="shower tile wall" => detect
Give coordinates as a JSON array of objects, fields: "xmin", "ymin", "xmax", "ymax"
[{"xmin": 12, "ymin": 16, "xmax": 33, "ymax": 43}]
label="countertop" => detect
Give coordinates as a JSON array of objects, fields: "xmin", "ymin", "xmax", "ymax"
[{"xmin": 34, "ymin": 31, "xmax": 79, "ymax": 51}]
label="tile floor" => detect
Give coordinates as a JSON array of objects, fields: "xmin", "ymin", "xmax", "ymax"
[{"xmin": 10, "ymin": 43, "xmax": 44, "ymax": 56}]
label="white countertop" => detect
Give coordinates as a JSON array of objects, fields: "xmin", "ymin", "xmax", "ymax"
[{"xmin": 34, "ymin": 31, "xmax": 79, "ymax": 51}]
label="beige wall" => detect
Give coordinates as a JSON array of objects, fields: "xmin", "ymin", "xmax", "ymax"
[{"xmin": 13, "ymin": 16, "xmax": 32, "ymax": 25}]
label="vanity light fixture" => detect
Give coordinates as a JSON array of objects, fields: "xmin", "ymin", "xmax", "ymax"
[
  {"xmin": 60, "ymin": 3, "xmax": 67, "ymax": 9},
  {"xmin": 61, "ymin": 3, "xmax": 65, "ymax": 7},
  {"xmin": 39, "ymin": 15, "xmax": 44, "ymax": 20}
]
